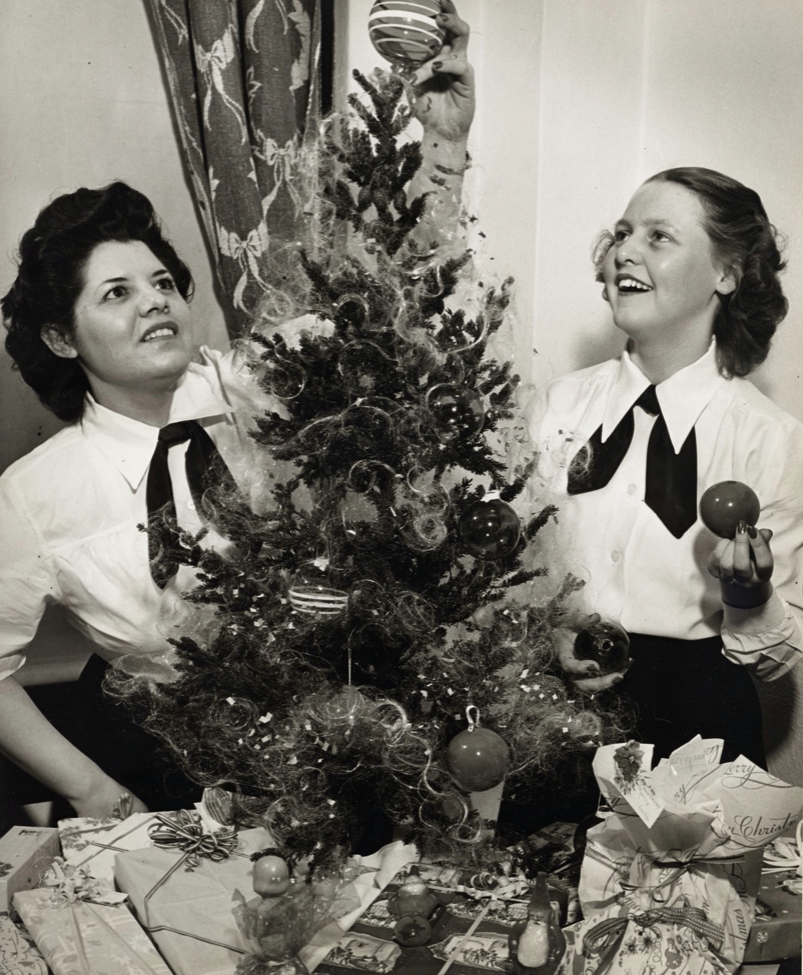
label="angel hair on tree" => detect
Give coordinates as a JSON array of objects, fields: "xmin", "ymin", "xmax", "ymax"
[{"xmin": 121, "ymin": 69, "xmax": 628, "ymax": 870}]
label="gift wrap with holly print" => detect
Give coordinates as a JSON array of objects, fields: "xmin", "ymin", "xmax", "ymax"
[
  {"xmin": 743, "ymin": 866, "xmax": 801, "ymax": 963},
  {"xmin": 13, "ymin": 886, "xmax": 173, "ymax": 975},
  {"xmin": 58, "ymin": 811, "xmax": 169, "ymax": 886},
  {"xmin": 0, "ymin": 826, "xmax": 60, "ymax": 913},
  {"xmin": 0, "ymin": 913, "xmax": 48, "ymax": 975}
]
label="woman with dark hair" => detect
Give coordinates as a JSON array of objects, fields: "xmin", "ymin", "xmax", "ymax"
[
  {"xmin": 0, "ymin": 3, "xmax": 476, "ymax": 819},
  {"xmin": 541, "ymin": 166, "xmax": 803, "ymax": 768}
]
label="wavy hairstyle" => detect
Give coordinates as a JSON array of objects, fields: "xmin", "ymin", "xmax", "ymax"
[
  {"xmin": 593, "ymin": 167, "xmax": 787, "ymax": 377},
  {"xmin": 2, "ymin": 182, "xmax": 194, "ymax": 422}
]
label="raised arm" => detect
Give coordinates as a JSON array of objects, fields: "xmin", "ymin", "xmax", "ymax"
[{"xmin": 407, "ymin": 1, "xmax": 475, "ymax": 238}]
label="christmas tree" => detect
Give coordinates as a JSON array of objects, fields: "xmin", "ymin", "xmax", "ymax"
[{"xmin": 128, "ymin": 70, "xmax": 626, "ymax": 871}]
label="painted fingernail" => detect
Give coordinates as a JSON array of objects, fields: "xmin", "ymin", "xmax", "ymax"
[
  {"xmin": 613, "ymin": 676, "xmax": 625, "ymax": 686},
  {"xmin": 436, "ymin": 12, "xmax": 449, "ymax": 21},
  {"xmin": 737, "ymin": 520, "xmax": 747, "ymax": 534},
  {"xmin": 432, "ymin": 61, "xmax": 443, "ymax": 70},
  {"xmin": 747, "ymin": 525, "xmax": 757, "ymax": 539},
  {"xmin": 766, "ymin": 529, "xmax": 774, "ymax": 541}
]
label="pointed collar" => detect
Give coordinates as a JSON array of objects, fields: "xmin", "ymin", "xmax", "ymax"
[
  {"xmin": 601, "ymin": 340, "xmax": 725, "ymax": 453},
  {"xmin": 80, "ymin": 365, "xmax": 235, "ymax": 491}
]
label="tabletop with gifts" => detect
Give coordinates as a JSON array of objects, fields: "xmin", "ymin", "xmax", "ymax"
[{"xmin": 0, "ymin": 737, "xmax": 801, "ymax": 975}]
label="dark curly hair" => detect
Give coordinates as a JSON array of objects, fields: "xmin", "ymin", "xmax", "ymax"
[
  {"xmin": 2, "ymin": 182, "xmax": 194, "ymax": 422},
  {"xmin": 593, "ymin": 167, "xmax": 787, "ymax": 377}
]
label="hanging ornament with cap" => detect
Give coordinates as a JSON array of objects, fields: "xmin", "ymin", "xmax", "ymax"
[
  {"xmin": 368, "ymin": 1, "xmax": 446, "ymax": 67},
  {"xmin": 700, "ymin": 480, "xmax": 761, "ymax": 538},
  {"xmin": 427, "ymin": 383, "xmax": 485, "ymax": 441},
  {"xmin": 446, "ymin": 705, "xmax": 510, "ymax": 792},
  {"xmin": 458, "ymin": 493, "xmax": 521, "ymax": 560}
]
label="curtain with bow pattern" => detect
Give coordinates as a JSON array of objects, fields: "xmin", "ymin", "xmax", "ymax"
[{"xmin": 146, "ymin": 0, "xmax": 327, "ymax": 336}]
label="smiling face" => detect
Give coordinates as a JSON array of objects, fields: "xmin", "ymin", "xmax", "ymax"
[
  {"xmin": 45, "ymin": 239, "xmax": 194, "ymax": 412},
  {"xmin": 602, "ymin": 180, "xmax": 735, "ymax": 353}
]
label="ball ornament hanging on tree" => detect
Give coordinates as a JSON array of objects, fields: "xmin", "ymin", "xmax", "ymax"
[
  {"xmin": 700, "ymin": 481, "xmax": 760, "ymax": 538},
  {"xmin": 446, "ymin": 706, "xmax": 510, "ymax": 792},
  {"xmin": 288, "ymin": 559, "xmax": 349, "ymax": 617},
  {"xmin": 458, "ymin": 495, "xmax": 521, "ymax": 561},
  {"xmin": 574, "ymin": 620, "xmax": 630, "ymax": 675},
  {"xmin": 427, "ymin": 384, "xmax": 485, "ymax": 441},
  {"xmin": 368, "ymin": 1, "xmax": 445, "ymax": 66}
]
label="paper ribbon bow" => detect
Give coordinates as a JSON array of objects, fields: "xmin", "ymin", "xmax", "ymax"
[
  {"xmin": 584, "ymin": 906, "xmax": 725, "ymax": 975},
  {"xmin": 148, "ymin": 810, "xmax": 238, "ymax": 868},
  {"xmin": 44, "ymin": 858, "xmax": 165, "ymax": 975},
  {"xmin": 46, "ymin": 857, "xmax": 128, "ymax": 907}
]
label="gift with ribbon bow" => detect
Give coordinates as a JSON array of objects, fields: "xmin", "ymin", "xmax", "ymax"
[
  {"xmin": 553, "ymin": 737, "xmax": 803, "ymax": 975},
  {"xmin": 12, "ymin": 859, "xmax": 172, "ymax": 975},
  {"xmin": 113, "ymin": 812, "xmax": 270, "ymax": 975}
]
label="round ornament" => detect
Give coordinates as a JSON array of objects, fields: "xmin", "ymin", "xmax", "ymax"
[
  {"xmin": 446, "ymin": 725, "xmax": 510, "ymax": 792},
  {"xmin": 288, "ymin": 560, "xmax": 349, "ymax": 617},
  {"xmin": 700, "ymin": 481, "xmax": 760, "ymax": 538},
  {"xmin": 253, "ymin": 854, "xmax": 292, "ymax": 898},
  {"xmin": 574, "ymin": 621, "xmax": 630, "ymax": 675},
  {"xmin": 458, "ymin": 497, "xmax": 521, "ymax": 561},
  {"xmin": 426, "ymin": 384, "xmax": 485, "ymax": 441},
  {"xmin": 368, "ymin": 1, "xmax": 445, "ymax": 66}
]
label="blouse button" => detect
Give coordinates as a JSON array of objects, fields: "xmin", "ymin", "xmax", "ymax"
[
  {"xmin": 611, "ymin": 550, "xmax": 620, "ymax": 563},
  {"xmin": 627, "ymin": 483, "xmax": 637, "ymax": 496}
]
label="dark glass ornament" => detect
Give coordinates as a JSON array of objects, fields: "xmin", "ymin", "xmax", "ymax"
[
  {"xmin": 427, "ymin": 384, "xmax": 485, "ymax": 440},
  {"xmin": 446, "ymin": 726, "xmax": 510, "ymax": 792},
  {"xmin": 700, "ymin": 481, "xmax": 761, "ymax": 538},
  {"xmin": 458, "ymin": 498, "xmax": 521, "ymax": 560},
  {"xmin": 574, "ymin": 621, "xmax": 630, "ymax": 675}
]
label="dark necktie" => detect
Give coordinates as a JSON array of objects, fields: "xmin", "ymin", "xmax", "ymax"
[
  {"xmin": 567, "ymin": 385, "xmax": 697, "ymax": 539},
  {"xmin": 145, "ymin": 421, "xmax": 237, "ymax": 588}
]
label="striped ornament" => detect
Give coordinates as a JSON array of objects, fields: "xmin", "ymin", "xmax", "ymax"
[
  {"xmin": 288, "ymin": 584, "xmax": 349, "ymax": 616},
  {"xmin": 368, "ymin": 1, "xmax": 445, "ymax": 66}
]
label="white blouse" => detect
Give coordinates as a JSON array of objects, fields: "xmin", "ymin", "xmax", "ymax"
[
  {"xmin": 530, "ymin": 341, "xmax": 803, "ymax": 680},
  {"xmin": 0, "ymin": 346, "xmax": 270, "ymax": 681}
]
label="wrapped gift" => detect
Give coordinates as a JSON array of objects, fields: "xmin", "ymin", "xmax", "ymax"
[
  {"xmin": 0, "ymin": 913, "xmax": 48, "ymax": 975},
  {"xmin": 316, "ymin": 858, "xmax": 577, "ymax": 974},
  {"xmin": 13, "ymin": 861, "xmax": 172, "ymax": 975},
  {"xmin": 0, "ymin": 826, "xmax": 60, "ymax": 913},
  {"xmin": 116, "ymin": 811, "xmax": 394, "ymax": 975},
  {"xmin": 58, "ymin": 811, "xmax": 168, "ymax": 885},
  {"xmin": 556, "ymin": 738, "xmax": 803, "ymax": 975},
  {"xmin": 743, "ymin": 832, "xmax": 802, "ymax": 963}
]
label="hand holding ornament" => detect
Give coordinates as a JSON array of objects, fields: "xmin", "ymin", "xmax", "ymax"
[
  {"xmin": 407, "ymin": 2, "xmax": 476, "ymax": 142},
  {"xmin": 703, "ymin": 481, "xmax": 774, "ymax": 608},
  {"xmin": 555, "ymin": 615, "xmax": 629, "ymax": 694}
]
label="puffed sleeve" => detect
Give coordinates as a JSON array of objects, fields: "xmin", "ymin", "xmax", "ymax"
[
  {"xmin": 0, "ymin": 476, "xmax": 58, "ymax": 680},
  {"xmin": 720, "ymin": 409, "xmax": 803, "ymax": 680}
]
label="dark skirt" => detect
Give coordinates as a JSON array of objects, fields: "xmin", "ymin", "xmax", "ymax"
[
  {"xmin": 499, "ymin": 633, "xmax": 765, "ymax": 836},
  {"xmin": 2, "ymin": 655, "xmax": 201, "ymax": 815}
]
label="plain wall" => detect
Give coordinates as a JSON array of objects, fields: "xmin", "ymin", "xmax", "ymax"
[{"xmin": 1, "ymin": 2, "xmax": 801, "ymax": 778}]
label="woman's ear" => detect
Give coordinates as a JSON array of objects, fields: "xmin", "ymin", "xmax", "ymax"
[
  {"xmin": 41, "ymin": 326, "xmax": 78, "ymax": 359},
  {"xmin": 716, "ymin": 266, "xmax": 738, "ymax": 297}
]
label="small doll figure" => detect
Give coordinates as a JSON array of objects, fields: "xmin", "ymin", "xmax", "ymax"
[{"xmin": 507, "ymin": 873, "xmax": 566, "ymax": 975}]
